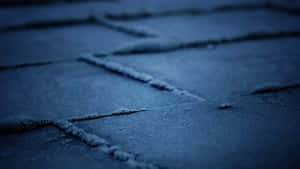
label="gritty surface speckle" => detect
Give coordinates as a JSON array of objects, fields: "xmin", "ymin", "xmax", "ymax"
[{"xmin": 218, "ymin": 103, "xmax": 233, "ymax": 109}]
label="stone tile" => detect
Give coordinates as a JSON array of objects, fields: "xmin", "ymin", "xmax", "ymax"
[
  {"xmin": 109, "ymin": 9, "xmax": 300, "ymax": 41},
  {"xmin": 0, "ymin": 126, "xmax": 128, "ymax": 169},
  {"xmin": 3, "ymin": 0, "xmax": 298, "ymax": 31},
  {"xmin": 0, "ymin": 24, "xmax": 140, "ymax": 66},
  {"xmin": 0, "ymin": 2, "xmax": 119, "ymax": 28},
  {"xmin": 1, "ymin": 1, "xmax": 300, "ymax": 169},
  {"xmin": 0, "ymin": 61, "xmax": 188, "ymax": 120},
  {"xmin": 107, "ymin": 38, "xmax": 300, "ymax": 102},
  {"xmin": 76, "ymin": 89, "xmax": 300, "ymax": 169}
]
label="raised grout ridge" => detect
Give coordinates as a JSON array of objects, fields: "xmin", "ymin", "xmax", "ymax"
[
  {"xmin": 53, "ymin": 120, "xmax": 161, "ymax": 169},
  {"xmin": 0, "ymin": 59, "xmax": 77, "ymax": 72},
  {"xmin": 113, "ymin": 31, "xmax": 300, "ymax": 55},
  {"xmin": 250, "ymin": 82, "xmax": 300, "ymax": 94},
  {"xmin": 105, "ymin": 2, "xmax": 300, "ymax": 21},
  {"xmin": 80, "ymin": 54, "xmax": 206, "ymax": 102},
  {"xmin": 0, "ymin": 108, "xmax": 146, "ymax": 134},
  {"xmin": 0, "ymin": 15, "xmax": 156, "ymax": 38}
]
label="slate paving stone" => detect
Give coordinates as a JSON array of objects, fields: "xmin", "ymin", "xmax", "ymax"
[
  {"xmin": 0, "ymin": 1, "xmax": 120, "ymax": 29},
  {"xmin": 109, "ymin": 9, "xmax": 300, "ymax": 42},
  {"xmin": 3, "ymin": 0, "xmax": 298, "ymax": 31},
  {"xmin": 0, "ymin": 0, "xmax": 266, "ymax": 29},
  {"xmin": 1, "ymin": 0, "xmax": 300, "ymax": 169},
  {"xmin": 0, "ymin": 61, "xmax": 189, "ymax": 120},
  {"xmin": 76, "ymin": 89, "xmax": 300, "ymax": 169},
  {"xmin": 106, "ymin": 38, "xmax": 300, "ymax": 102},
  {"xmin": 0, "ymin": 23, "xmax": 141, "ymax": 66},
  {"xmin": 0, "ymin": 126, "xmax": 129, "ymax": 169}
]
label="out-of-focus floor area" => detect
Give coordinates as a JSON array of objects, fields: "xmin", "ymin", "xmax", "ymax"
[{"xmin": 0, "ymin": 0, "xmax": 300, "ymax": 169}]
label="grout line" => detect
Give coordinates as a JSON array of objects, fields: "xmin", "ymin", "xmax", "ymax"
[
  {"xmin": 0, "ymin": 108, "xmax": 146, "ymax": 134},
  {"xmin": 113, "ymin": 31, "xmax": 300, "ymax": 55},
  {"xmin": 53, "ymin": 120, "xmax": 161, "ymax": 169},
  {"xmin": 94, "ymin": 16, "xmax": 158, "ymax": 37},
  {"xmin": 0, "ymin": 59, "xmax": 78, "ymax": 72},
  {"xmin": 0, "ymin": 17, "xmax": 94, "ymax": 33},
  {"xmin": 67, "ymin": 108, "xmax": 147, "ymax": 122},
  {"xmin": 0, "ymin": 15, "xmax": 156, "ymax": 38},
  {"xmin": 250, "ymin": 82, "xmax": 300, "ymax": 94},
  {"xmin": 80, "ymin": 54, "xmax": 206, "ymax": 102},
  {"xmin": 0, "ymin": 119, "xmax": 52, "ymax": 134},
  {"xmin": 105, "ymin": 2, "xmax": 300, "ymax": 21}
]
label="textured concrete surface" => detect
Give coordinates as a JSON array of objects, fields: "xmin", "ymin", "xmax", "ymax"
[{"xmin": 0, "ymin": 0, "xmax": 300, "ymax": 169}]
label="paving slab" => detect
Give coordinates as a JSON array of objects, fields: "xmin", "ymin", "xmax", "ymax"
[
  {"xmin": 0, "ymin": 61, "xmax": 189, "ymax": 120},
  {"xmin": 0, "ymin": 1, "xmax": 299, "ymax": 169},
  {"xmin": 3, "ymin": 0, "xmax": 299, "ymax": 31},
  {"xmin": 0, "ymin": 2, "xmax": 119, "ymax": 28},
  {"xmin": 110, "ymin": 9, "xmax": 300, "ymax": 42},
  {"xmin": 0, "ymin": 23, "xmax": 141, "ymax": 66},
  {"xmin": 0, "ymin": 126, "xmax": 128, "ymax": 169},
  {"xmin": 107, "ymin": 38, "xmax": 300, "ymax": 102},
  {"xmin": 76, "ymin": 87, "xmax": 300, "ymax": 169}
]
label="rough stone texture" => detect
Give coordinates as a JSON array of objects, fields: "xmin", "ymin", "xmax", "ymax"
[
  {"xmin": 0, "ymin": 24, "xmax": 140, "ymax": 66},
  {"xmin": 1, "ymin": 0, "xmax": 300, "ymax": 169},
  {"xmin": 0, "ymin": 126, "xmax": 129, "ymax": 169},
  {"xmin": 76, "ymin": 92, "xmax": 300, "ymax": 169},
  {"xmin": 107, "ymin": 38, "xmax": 300, "ymax": 102},
  {"xmin": 0, "ymin": 62, "xmax": 188, "ymax": 120},
  {"xmin": 110, "ymin": 9, "xmax": 300, "ymax": 42},
  {"xmin": 0, "ymin": 2, "xmax": 118, "ymax": 28},
  {"xmin": 77, "ymin": 85, "xmax": 300, "ymax": 169},
  {"xmin": 2, "ymin": 0, "xmax": 299, "ymax": 32}
]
